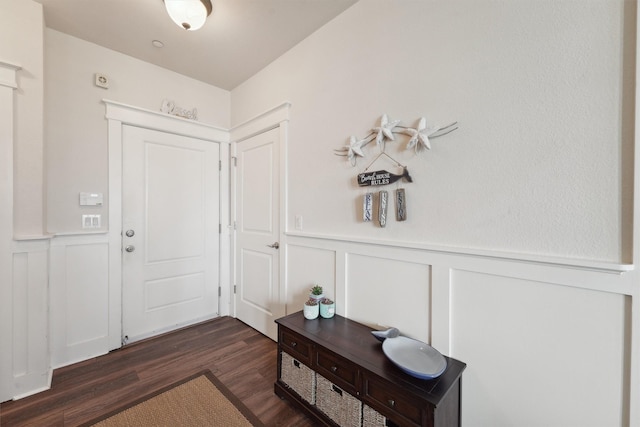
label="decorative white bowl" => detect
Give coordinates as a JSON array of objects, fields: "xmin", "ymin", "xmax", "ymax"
[{"xmin": 382, "ymin": 336, "xmax": 447, "ymax": 380}]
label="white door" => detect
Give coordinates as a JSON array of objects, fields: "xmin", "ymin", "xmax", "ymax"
[
  {"xmin": 122, "ymin": 125, "xmax": 220, "ymax": 343},
  {"xmin": 234, "ymin": 127, "xmax": 283, "ymax": 340}
]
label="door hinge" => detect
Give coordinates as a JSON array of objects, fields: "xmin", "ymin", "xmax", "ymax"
[
  {"xmin": 231, "ymin": 156, "xmax": 237, "ymax": 167},
  {"xmin": 219, "ymin": 223, "xmax": 222, "ymax": 234},
  {"xmin": 218, "ymin": 286, "xmax": 222, "ymax": 297},
  {"xmin": 233, "ymin": 285, "xmax": 237, "ymax": 294},
  {"xmin": 219, "ymin": 160, "xmax": 222, "ymax": 171}
]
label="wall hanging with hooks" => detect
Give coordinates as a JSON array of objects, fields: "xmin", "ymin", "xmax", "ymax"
[{"xmin": 335, "ymin": 114, "xmax": 458, "ymax": 227}]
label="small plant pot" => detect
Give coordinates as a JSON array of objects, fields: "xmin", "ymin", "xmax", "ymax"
[
  {"xmin": 320, "ymin": 299, "xmax": 335, "ymax": 318},
  {"xmin": 309, "ymin": 292, "xmax": 324, "ymax": 303},
  {"xmin": 304, "ymin": 302, "xmax": 319, "ymax": 319},
  {"xmin": 309, "ymin": 284, "xmax": 324, "ymax": 303}
]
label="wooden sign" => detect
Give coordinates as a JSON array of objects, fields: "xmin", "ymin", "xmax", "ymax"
[
  {"xmin": 396, "ymin": 188, "xmax": 406, "ymax": 221},
  {"xmin": 378, "ymin": 190, "xmax": 388, "ymax": 227},
  {"xmin": 357, "ymin": 167, "xmax": 413, "ymax": 187}
]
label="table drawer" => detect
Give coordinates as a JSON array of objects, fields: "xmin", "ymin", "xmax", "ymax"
[
  {"xmin": 315, "ymin": 346, "xmax": 359, "ymax": 393},
  {"xmin": 280, "ymin": 328, "xmax": 313, "ymax": 365},
  {"xmin": 363, "ymin": 373, "xmax": 426, "ymax": 427}
]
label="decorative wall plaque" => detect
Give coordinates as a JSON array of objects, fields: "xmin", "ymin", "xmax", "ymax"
[
  {"xmin": 358, "ymin": 167, "xmax": 412, "ymax": 187},
  {"xmin": 363, "ymin": 192, "xmax": 373, "ymax": 222},
  {"xmin": 396, "ymin": 188, "xmax": 406, "ymax": 221},
  {"xmin": 378, "ymin": 190, "xmax": 388, "ymax": 227}
]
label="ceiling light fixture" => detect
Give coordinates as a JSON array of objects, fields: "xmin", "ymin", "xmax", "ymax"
[{"xmin": 163, "ymin": 0, "xmax": 212, "ymax": 31}]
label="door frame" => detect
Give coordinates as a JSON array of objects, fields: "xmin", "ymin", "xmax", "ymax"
[
  {"xmin": 105, "ymin": 100, "xmax": 230, "ymax": 351},
  {"xmin": 230, "ymin": 102, "xmax": 290, "ymax": 322}
]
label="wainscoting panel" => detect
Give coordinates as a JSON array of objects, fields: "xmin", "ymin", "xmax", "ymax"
[
  {"xmin": 285, "ymin": 244, "xmax": 336, "ymax": 312},
  {"xmin": 346, "ymin": 253, "xmax": 431, "ymax": 342},
  {"xmin": 9, "ymin": 239, "xmax": 50, "ymax": 400},
  {"xmin": 50, "ymin": 234, "xmax": 110, "ymax": 369},
  {"xmin": 450, "ymin": 269, "xmax": 627, "ymax": 427},
  {"xmin": 284, "ymin": 233, "xmax": 633, "ymax": 427}
]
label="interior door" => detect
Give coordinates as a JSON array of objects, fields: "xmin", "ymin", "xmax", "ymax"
[
  {"xmin": 122, "ymin": 125, "xmax": 220, "ymax": 343},
  {"xmin": 234, "ymin": 127, "xmax": 283, "ymax": 340}
]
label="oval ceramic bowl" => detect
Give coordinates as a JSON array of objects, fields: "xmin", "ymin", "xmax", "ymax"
[{"xmin": 382, "ymin": 336, "xmax": 447, "ymax": 380}]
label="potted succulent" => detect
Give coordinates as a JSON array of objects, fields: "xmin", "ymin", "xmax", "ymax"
[
  {"xmin": 319, "ymin": 297, "xmax": 335, "ymax": 318},
  {"xmin": 309, "ymin": 284, "xmax": 324, "ymax": 302},
  {"xmin": 303, "ymin": 298, "xmax": 319, "ymax": 320}
]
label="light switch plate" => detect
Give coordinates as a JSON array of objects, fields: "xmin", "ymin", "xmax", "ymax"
[{"xmin": 82, "ymin": 214, "xmax": 101, "ymax": 229}]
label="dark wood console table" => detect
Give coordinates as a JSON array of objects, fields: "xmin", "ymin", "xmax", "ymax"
[{"xmin": 274, "ymin": 311, "xmax": 466, "ymax": 427}]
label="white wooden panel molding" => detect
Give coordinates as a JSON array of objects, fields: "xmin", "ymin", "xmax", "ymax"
[
  {"xmin": 106, "ymin": 101, "xmax": 231, "ymax": 351},
  {"xmin": 285, "ymin": 231, "xmax": 634, "ymax": 276},
  {"xmin": 0, "ymin": 85, "xmax": 16, "ymax": 401},
  {"xmin": 104, "ymin": 99, "xmax": 229, "ymax": 143},
  {"xmin": 0, "ymin": 61, "xmax": 19, "ymax": 402},
  {"xmin": 285, "ymin": 233, "xmax": 635, "ymax": 426},
  {"xmin": 285, "ymin": 244, "xmax": 336, "ymax": 314},
  {"xmin": 231, "ymin": 102, "xmax": 291, "ymax": 142},
  {"xmin": 286, "ymin": 232, "xmax": 634, "ymax": 295},
  {"xmin": 430, "ymin": 265, "xmax": 452, "ymax": 353},
  {"xmin": 346, "ymin": 253, "xmax": 432, "ymax": 342},
  {"xmin": 7, "ymin": 239, "xmax": 50, "ymax": 400},
  {"xmin": 50, "ymin": 234, "xmax": 110, "ymax": 369},
  {"xmin": 629, "ymin": 5, "xmax": 640, "ymax": 424},
  {"xmin": 450, "ymin": 269, "xmax": 627, "ymax": 427},
  {"xmin": 0, "ymin": 61, "xmax": 50, "ymax": 402}
]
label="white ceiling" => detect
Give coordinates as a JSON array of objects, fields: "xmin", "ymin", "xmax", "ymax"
[{"xmin": 33, "ymin": 0, "xmax": 358, "ymax": 90}]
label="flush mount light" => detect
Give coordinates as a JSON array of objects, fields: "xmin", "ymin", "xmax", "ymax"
[
  {"xmin": 152, "ymin": 40, "xmax": 164, "ymax": 48},
  {"xmin": 164, "ymin": 0, "xmax": 212, "ymax": 31}
]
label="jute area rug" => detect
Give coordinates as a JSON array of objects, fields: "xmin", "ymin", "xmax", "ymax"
[{"xmin": 81, "ymin": 370, "xmax": 264, "ymax": 427}]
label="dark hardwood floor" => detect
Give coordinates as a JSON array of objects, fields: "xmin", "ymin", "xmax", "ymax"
[{"xmin": 0, "ymin": 316, "xmax": 317, "ymax": 426}]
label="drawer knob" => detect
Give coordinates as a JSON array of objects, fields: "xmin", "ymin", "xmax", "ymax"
[
  {"xmin": 331, "ymin": 366, "xmax": 338, "ymax": 372},
  {"xmin": 291, "ymin": 342, "xmax": 297, "ymax": 347},
  {"xmin": 388, "ymin": 399, "xmax": 395, "ymax": 407}
]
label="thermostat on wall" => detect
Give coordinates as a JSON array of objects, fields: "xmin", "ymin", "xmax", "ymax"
[{"xmin": 80, "ymin": 192, "xmax": 103, "ymax": 206}]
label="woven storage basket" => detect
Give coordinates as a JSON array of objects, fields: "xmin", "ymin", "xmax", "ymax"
[
  {"xmin": 316, "ymin": 374, "xmax": 362, "ymax": 427},
  {"xmin": 363, "ymin": 403, "xmax": 387, "ymax": 426},
  {"xmin": 280, "ymin": 352, "xmax": 316, "ymax": 404}
]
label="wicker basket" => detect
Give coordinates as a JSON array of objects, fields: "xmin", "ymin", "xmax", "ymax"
[
  {"xmin": 316, "ymin": 374, "xmax": 362, "ymax": 427},
  {"xmin": 280, "ymin": 352, "xmax": 316, "ymax": 404},
  {"xmin": 363, "ymin": 403, "xmax": 387, "ymax": 426}
]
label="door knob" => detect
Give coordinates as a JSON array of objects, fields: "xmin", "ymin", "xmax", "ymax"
[
  {"xmin": 267, "ymin": 242, "xmax": 279, "ymax": 249},
  {"xmin": 125, "ymin": 229, "xmax": 135, "ymax": 237},
  {"xmin": 125, "ymin": 245, "xmax": 135, "ymax": 253}
]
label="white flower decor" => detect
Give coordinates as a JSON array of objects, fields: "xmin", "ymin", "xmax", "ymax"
[
  {"xmin": 335, "ymin": 135, "xmax": 371, "ymax": 166},
  {"xmin": 334, "ymin": 113, "xmax": 458, "ymax": 167},
  {"xmin": 345, "ymin": 135, "xmax": 367, "ymax": 165},
  {"xmin": 402, "ymin": 117, "xmax": 439, "ymax": 152},
  {"xmin": 372, "ymin": 114, "xmax": 401, "ymax": 148}
]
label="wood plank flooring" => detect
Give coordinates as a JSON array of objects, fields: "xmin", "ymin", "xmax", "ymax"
[{"xmin": 0, "ymin": 316, "xmax": 317, "ymax": 426}]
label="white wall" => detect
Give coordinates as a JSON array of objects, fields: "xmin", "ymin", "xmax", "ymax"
[
  {"xmin": 45, "ymin": 29, "xmax": 231, "ymax": 234},
  {"xmin": 0, "ymin": 1, "xmax": 50, "ymax": 402},
  {"xmin": 2, "ymin": 0, "xmax": 637, "ymax": 423},
  {"xmin": 0, "ymin": 0, "xmax": 44, "ymax": 237},
  {"xmin": 232, "ymin": 1, "xmax": 638, "ymax": 426},
  {"xmin": 43, "ymin": 29, "xmax": 232, "ymax": 368},
  {"xmin": 232, "ymin": 0, "xmax": 634, "ymax": 264}
]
